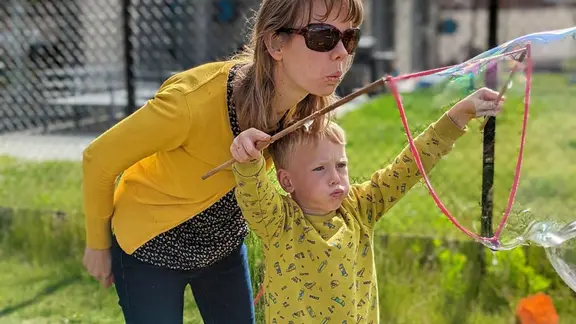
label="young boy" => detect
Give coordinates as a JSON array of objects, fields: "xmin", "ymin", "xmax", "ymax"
[{"xmin": 230, "ymin": 88, "xmax": 503, "ymax": 323}]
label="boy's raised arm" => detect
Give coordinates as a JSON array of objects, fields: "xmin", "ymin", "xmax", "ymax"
[
  {"xmin": 232, "ymin": 156, "xmax": 288, "ymax": 244},
  {"xmin": 347, "ymin": 113, "xmax": 466, "ymax": 227}
]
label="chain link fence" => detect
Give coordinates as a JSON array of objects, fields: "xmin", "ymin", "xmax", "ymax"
[
  {"xmin": 0, "ymin": 0, "xmax": 263, "ymax": 136},
  {"xmin": 1, "ymin": 0, "xmax": 576, "ymax": 322}
]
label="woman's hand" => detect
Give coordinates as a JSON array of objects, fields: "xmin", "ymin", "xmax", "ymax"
[
  {"xmin": 83, "ymin": 247, "xmax": 114, "ymax": 288},
  {"xmin": 231, "ymin": 128, "xmax": 272, "ymax": 163},
  {"xmin": 447, "ymin": 87, "xmax": 505, "ymax": 128}
]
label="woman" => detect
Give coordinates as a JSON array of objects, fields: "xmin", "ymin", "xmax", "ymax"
[{"xmin": 81, "ymin": 0, "xmax": 364, "ymax": 323}]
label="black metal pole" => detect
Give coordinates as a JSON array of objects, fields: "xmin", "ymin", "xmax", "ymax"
[
  {"xmin": 123, "ymin": 0, "xmax": 136, "ymax": 117},
  {"xmin": 481, "ymin": 0, "xmax": 499, "ymax": 238}
]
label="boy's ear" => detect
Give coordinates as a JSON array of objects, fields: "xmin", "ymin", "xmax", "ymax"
[{"xmin": 277, "ymin": 169, "xmax": 294, "ymax": 193}]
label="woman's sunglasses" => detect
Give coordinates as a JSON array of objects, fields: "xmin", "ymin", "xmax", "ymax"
[{"xmin": 277, "ymin": 23, "xmax": 361, "ymax": 55}]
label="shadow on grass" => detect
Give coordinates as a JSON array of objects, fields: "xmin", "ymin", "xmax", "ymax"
[{"xmin": 0, "ymin": 275, "xmax": 81, "ymax": 318}]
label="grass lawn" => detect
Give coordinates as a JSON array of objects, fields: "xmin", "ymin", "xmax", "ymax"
[
  {"xmin": 340, "ymin": 72, "xmax": 576, "ymax": 242},
  {"xmin": 0, "ymin": 256, "xmax": 204, "ymax": 323},
  {"xmin": 1, "ymin": 72, "xmax": 575, "ymax": 323}
]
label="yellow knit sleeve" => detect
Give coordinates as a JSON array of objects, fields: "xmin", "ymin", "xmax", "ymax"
[
  {"xmin": 232, "ymin": 157, "xmax": 288, "ymax": 243},
  {"xmin": 348, "ymin": 113, "xmax": 466, "ymax": 227},
  {"xmin": 82, "ymin": 84, "xmax": 191, "ymax": 249}
]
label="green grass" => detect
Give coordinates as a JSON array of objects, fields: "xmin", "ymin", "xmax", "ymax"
[
  {"xmin": 339, "ymin": 72, "xmax": 576, "ymax": 242},
  {"xmin": 0, "ymin": 156, "xmax": 83, "ymax": 212},
  {"xmin": 0, "ymin": 255, "xmax": 203, "ymax": 323},
  {"xmin": 1, "ymin": 72, "xmax": 576, "ymax": 323}
]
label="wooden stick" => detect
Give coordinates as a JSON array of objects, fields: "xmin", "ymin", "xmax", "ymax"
[
  {"xmin": 201, "ymin": 77, "xmax": 387, "ymax": 180},
  {"xmin": 479, "ymin": 49, "xmax": 527, "ymax": 131}
]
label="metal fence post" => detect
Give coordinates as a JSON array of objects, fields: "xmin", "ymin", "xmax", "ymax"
[
  {"xmin": 123, "ymin": 0, "xmax": 135, "ymax": 117},
  {"xmin": 481, "ymin": 0, "xmax": 499, "ymax": 240}
]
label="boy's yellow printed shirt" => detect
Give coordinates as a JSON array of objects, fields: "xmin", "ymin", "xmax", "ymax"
[{"xmin": 233, "ymin": 114, "xmax": 465, "ymax": 324}]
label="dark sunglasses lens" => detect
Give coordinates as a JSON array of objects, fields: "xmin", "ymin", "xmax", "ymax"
[
  {"xmin": 342, "ymin": 29, "xmax": 360, "ymax": 54},
  {"xmin": 306, "ymin": 25, "xmax": 340, "ymax": 52}
]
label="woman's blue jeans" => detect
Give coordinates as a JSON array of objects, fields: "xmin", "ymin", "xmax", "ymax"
[{"xmin": 111, "ymin": 236, "xmax": 255, "ymax": 324}]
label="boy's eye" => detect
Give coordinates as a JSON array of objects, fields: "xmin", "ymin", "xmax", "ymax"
[
  {"xmin": 337, "ymin": 163, "xmax": 347, "ymax": 168},
  {"xmin": 313, "ymin": 166, "xmax": 324, "ymax": 171}
]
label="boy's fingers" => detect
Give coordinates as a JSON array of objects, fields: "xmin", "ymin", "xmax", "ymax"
[
  {"xmin": 255, "ymin": 131, "xmax": 271, "ymax": 142},
  {"xmin": 231, "ymin": 150, "xmax": 240, "ymax": 162},
  {"xmin": 478, "ymin": 87, "xmax": 499, "ymax": 100},
  {"xmin": 230, "ymin": 142, "xmax": 238, "ymax": 156},
  {"xmin": 232, "ymin": 142, "xmax": 248, "ymax": 162},
  {"xmin": 237, "ymin": 146, "xmax": 250, "ymax": 162},
  {"xmin": 240, "ymin": 138, "xmax": 255, "ymax": 153},
  {"xmin": 241, "ymin": 141, "xmax": 262, "ymax": 162},
  {"xmin": 241, "ymin": 135, "xmax": 265, "ymax": 157},
  {"xmin": 476, "ymin": 100, "xmax": 503, "ymax": 117},
  {"xmin": 251, "ymin": 128, "xmax": 270, "ymax": 138},
  {"xmin": 246, "ymin": 144, "xmax": 262, "ymax": 159},
  {"xmin": 254, "ymin": 140, "xmax": 270, "ymax": 151},
  {"xmin": 231, "ymin": 141, "xmax": 243, "ymax": 159},
  {"xmin": 231, "ymin": 128, "xmax": 269, "ymax": 163}
]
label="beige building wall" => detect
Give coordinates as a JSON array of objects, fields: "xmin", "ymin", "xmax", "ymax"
[{"xmin": 393, "ymin": 3, "xmax": 576, "ymax": 73}]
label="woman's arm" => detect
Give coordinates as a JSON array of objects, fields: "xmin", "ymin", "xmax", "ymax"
[{"xmin": 82, "ymin": 84, "xmax": 191, "ymax": 249}]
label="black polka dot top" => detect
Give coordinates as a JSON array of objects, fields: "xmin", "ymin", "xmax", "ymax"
[{"xmin": 131, "ymin": 64, "xmax": 248, "ymax": 270}]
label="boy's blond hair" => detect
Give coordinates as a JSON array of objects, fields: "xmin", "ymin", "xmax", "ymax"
[{"xmin": 268, "ymin": 119, "xmax": 346, "ymax": 169}]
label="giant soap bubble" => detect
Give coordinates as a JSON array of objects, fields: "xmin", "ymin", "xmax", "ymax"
[{"xmin": 382, "ymin": 27, "xmax": 576, "ymax": 292}]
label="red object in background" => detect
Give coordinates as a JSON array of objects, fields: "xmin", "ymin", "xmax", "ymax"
[{"xmin": 516, "ymin": 292, "xmax": 559, "ymax": 324}]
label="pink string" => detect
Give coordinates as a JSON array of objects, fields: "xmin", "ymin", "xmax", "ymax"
[
  {"xmin": 254, "ymin": 284, "xmax": 264, "ymax": 307},
  {"xmin": 387, "ymin": 43, "xmax": 532, "ymax": 245},
  {"xmin": 494, "ymin": 43, "xmax": 532, "ymax": 238},
  {"xmin": 253, "ymin": 43, "xmax": 533, "ymax": 305},
  {"xmin": 386, "ymin": 77, "xmax": 485, "ymax": 241}
]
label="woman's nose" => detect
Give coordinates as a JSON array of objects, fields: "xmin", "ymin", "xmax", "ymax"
[{"xmin": 330, "ymin": 40, "xmax": 348, "ymax": 61}]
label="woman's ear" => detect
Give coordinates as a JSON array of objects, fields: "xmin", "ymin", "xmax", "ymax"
[
  {"xmin": 265, "ymin": 32, "xmax": 285, "ymax": 61},
  {"xmin": 276, "ymin": 169, "xmax": 294, "ymax": 193}
]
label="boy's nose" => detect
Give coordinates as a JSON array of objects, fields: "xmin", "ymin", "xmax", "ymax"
[{"xmin": 329, "ymin": 171, "xmax": 340, "ymax": 186}]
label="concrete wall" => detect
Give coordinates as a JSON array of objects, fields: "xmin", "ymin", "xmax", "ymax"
[
  {"xmin": 437, "ymin": 7, "xmax": 576, "ymax": 67},
  {"xmin": 395, "ymin": 0, "xmax": 415, "ymax": 74},
  {"xmin": 393, "ymin": 1, "xmax": 576, "ymax": 74}
]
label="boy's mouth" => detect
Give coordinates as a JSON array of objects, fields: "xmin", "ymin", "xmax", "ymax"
[{"xmin": 330, "ymin": 189, "xmax": 345, "ymax": 198}]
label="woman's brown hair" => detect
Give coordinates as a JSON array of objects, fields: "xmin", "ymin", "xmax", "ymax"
[{"xmin": 231, "ymin": 0, "xmax": 363, "ymax": 133}]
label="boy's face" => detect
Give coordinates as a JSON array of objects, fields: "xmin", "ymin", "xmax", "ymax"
[{"xmin": 277, "ymin": 137, "xmax": 350, "ymax": 215}]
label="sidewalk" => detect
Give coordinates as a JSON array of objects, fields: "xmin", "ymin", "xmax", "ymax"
[
  {"xmin": 0, "ymin": 133, "xmax": 95, "ymax": 161},
  {"xmin": 0, "ymin": 94, "xmax": 372, "ymax": 162}
]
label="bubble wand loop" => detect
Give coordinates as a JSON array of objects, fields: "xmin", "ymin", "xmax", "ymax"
[{"xmin": 388, "ymin": 42, "xmax": 532, "ymax": 247}]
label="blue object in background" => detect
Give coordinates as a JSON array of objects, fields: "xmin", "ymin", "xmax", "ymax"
[
  {"xmin": 215, "ymin": 0, "xmax": 237, "ymax": 23},
  {"xmin": 438, "ymin": 18, "xmax": 458, "ymax": 35}
]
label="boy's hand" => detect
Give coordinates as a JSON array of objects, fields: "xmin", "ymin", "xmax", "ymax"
[
  {"xmin": 447, "ymin": 87, "xmax": 504, "ymax": 128},
  {"xmin": 231, "ymin": 128, "xmax": 271, "ymax": 163}
]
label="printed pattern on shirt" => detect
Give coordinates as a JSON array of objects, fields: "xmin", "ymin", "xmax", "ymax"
[
  {"xmin": 233, "ymin": 116, "xmax": 463, "ymax": 323},
  {"xmin": 267, "ymin": 213, "xmax": 378, "ymax": 324},
  {"xmin": 236, "ymin": 173, "xmax": 379, "ymax": 323},
  {"xmin": 131, "ymin": 63, "xmax": 248, "ymax": 270},
  {"xmin": 347, "ymin": 123, "xmax": 459, "ymax": 228}
]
